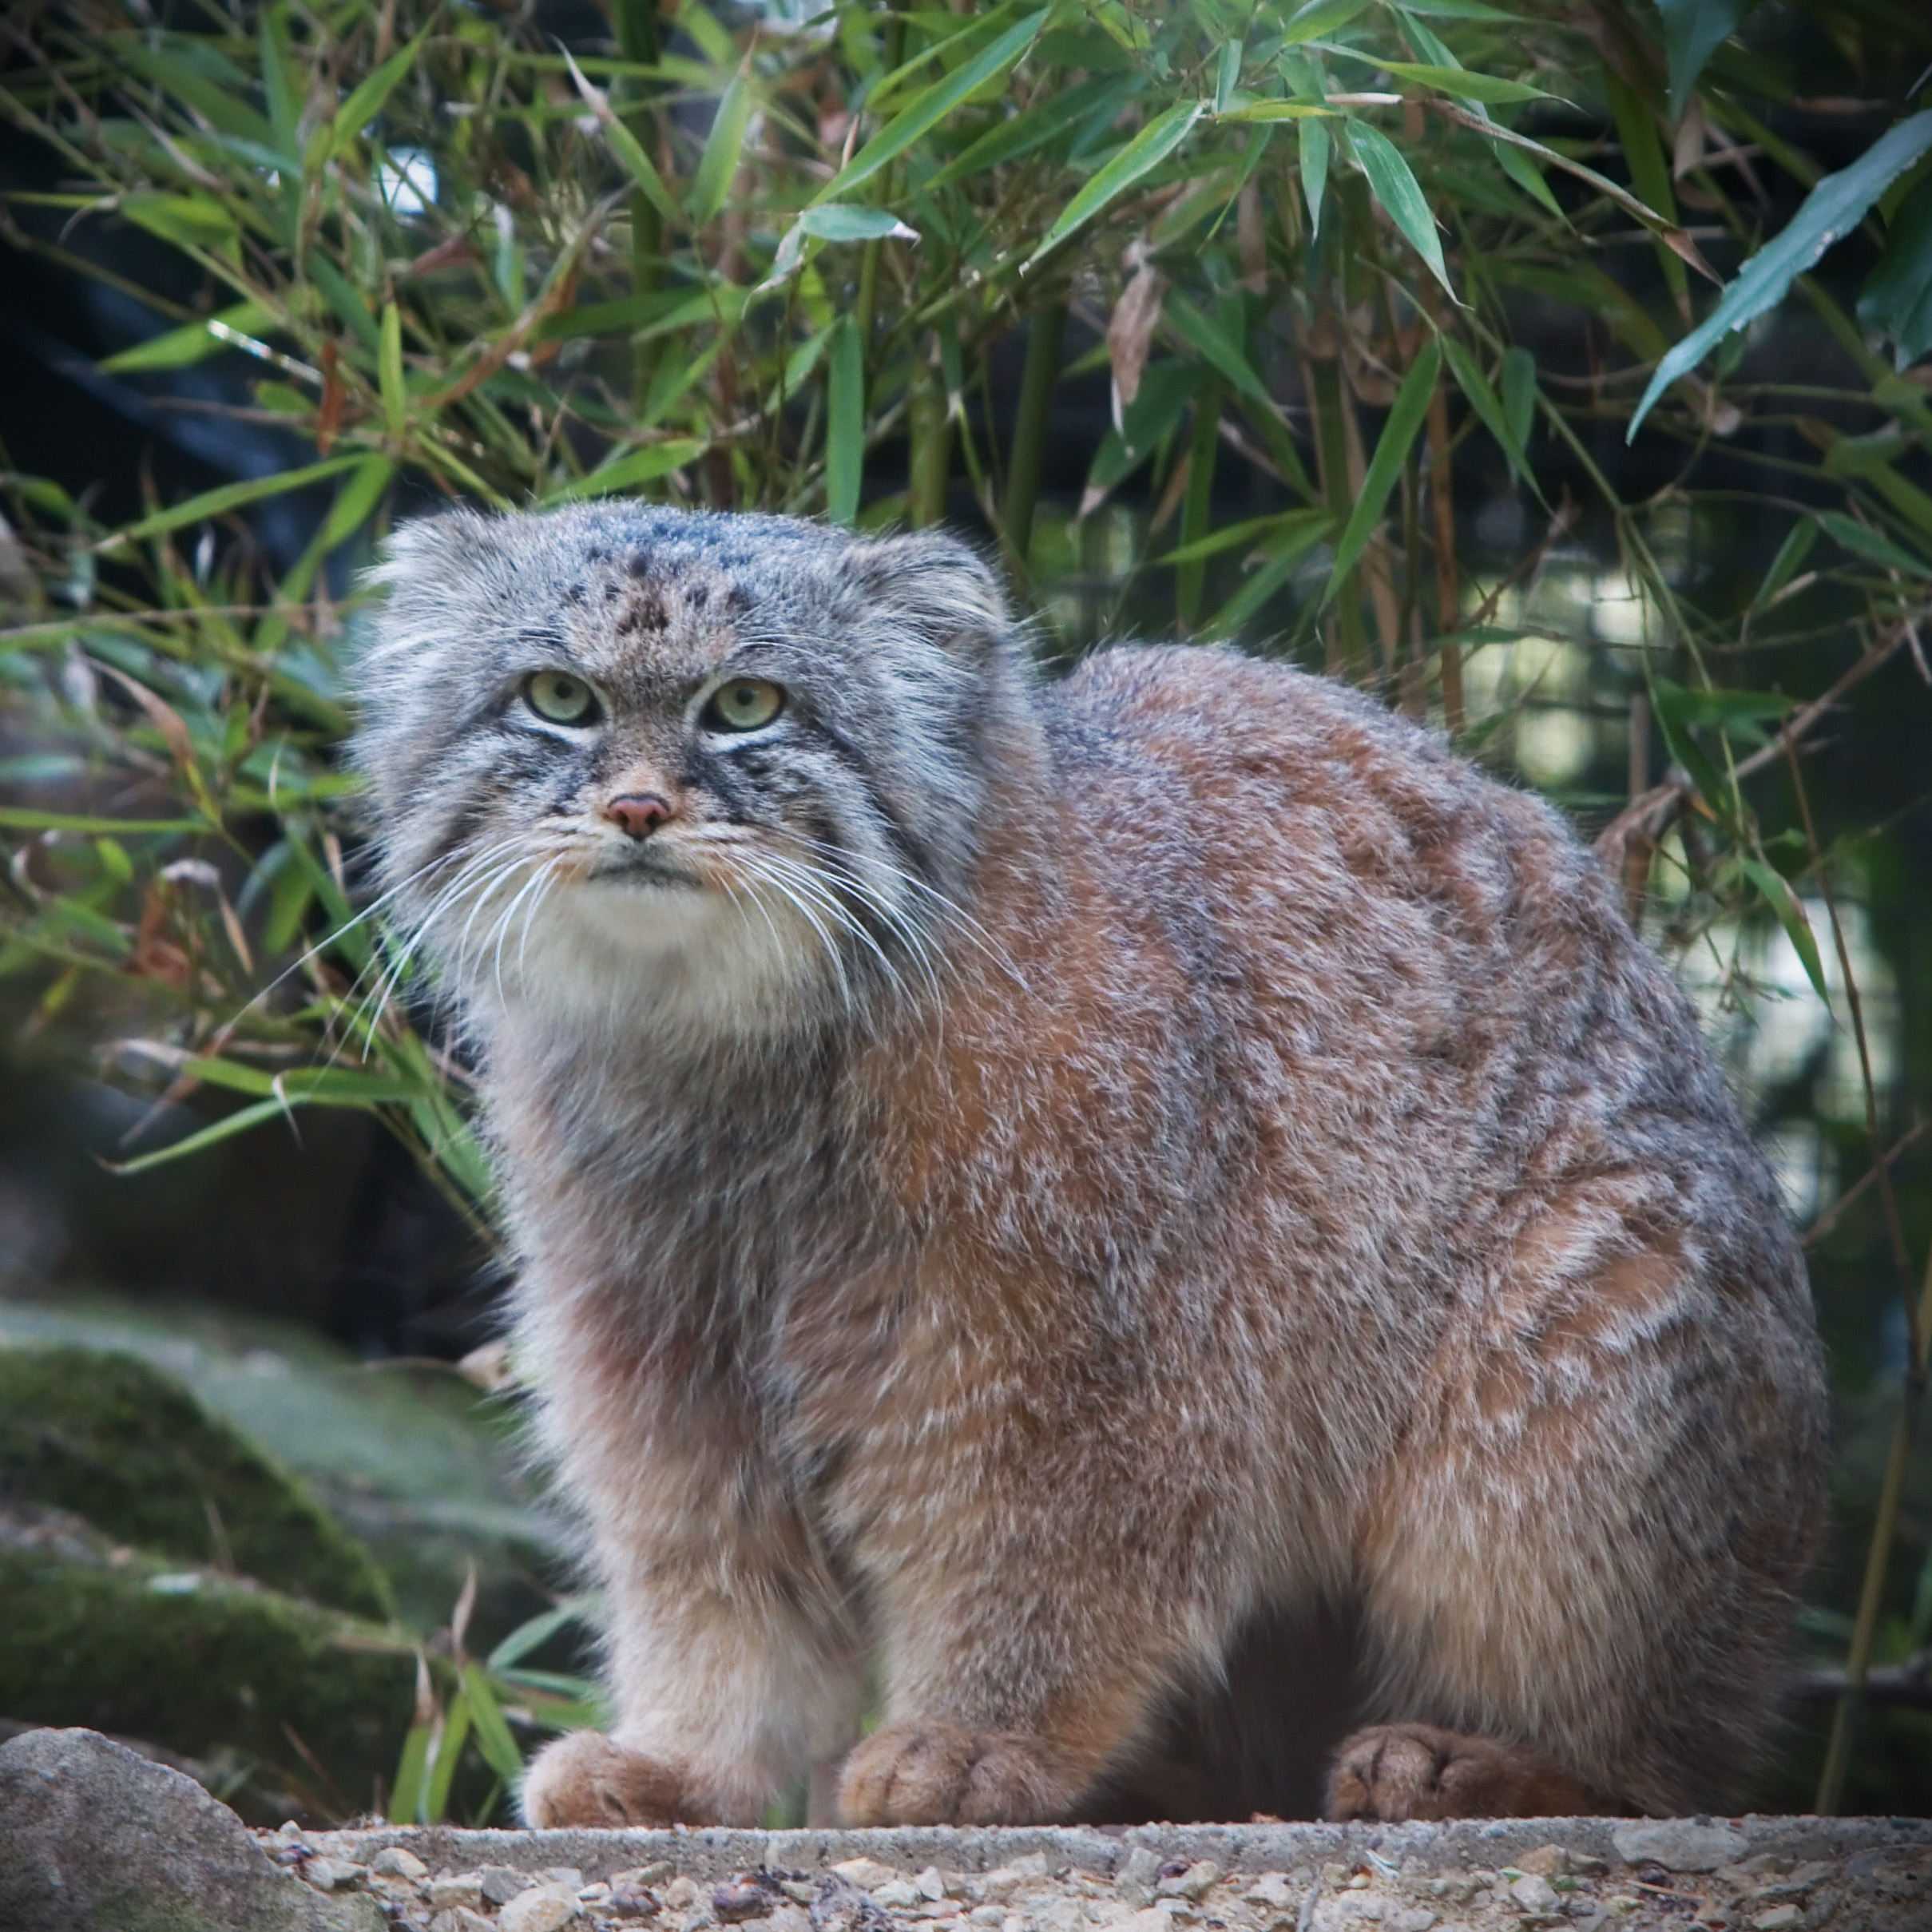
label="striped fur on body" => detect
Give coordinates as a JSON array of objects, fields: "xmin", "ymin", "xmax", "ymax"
[{"xmin": 353, "ymin": 504, "xmax": 1827, "ymax": 1827}]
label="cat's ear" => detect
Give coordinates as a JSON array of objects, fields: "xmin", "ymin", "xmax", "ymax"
[{"xmin": 840, "ymin": 530, "xmax": 1010, "ymax": 657}]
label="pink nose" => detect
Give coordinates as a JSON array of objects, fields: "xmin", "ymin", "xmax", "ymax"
[{"xmin": 604, "ymin": 792, "xmax": 672, "ymax": 839}]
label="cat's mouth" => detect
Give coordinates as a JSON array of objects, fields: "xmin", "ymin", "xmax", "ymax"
[{"xmin": 584, "ymin": 851, "xmax": 707, "ymax": 891}]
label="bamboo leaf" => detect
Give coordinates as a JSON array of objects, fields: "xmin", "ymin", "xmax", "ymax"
[
  {"xmin": 1301, "ymin": 119, "xmax": 1331, "ymax": 235},
  {"xmin": 1347, "ymin": 122, "xmax": 1454, "ymax": 300},
  {"xmin": 818, "ymin": 10, "xmax": 1050, "ymax": 205},
  {"xmin": 1740, "ymin": 858, "xmax": 1829, "ymax": 1005},
  {"xmin": 1202, "ymin": 516, "xmax": 1335, "ymax": 637},
  {"xmin": 1325, "ymin": 337, "xmax": 1442, "ymax": 600},
  {"xmin": 105, "ymin": 1095, "xmax": 307, "ymax": 1176},
  {"xmin": 1363, "ymin": 60, "xmax": 1553, "ymax": 104},
  {"xmin": 542, "ymin": 440, "xmax": 705, "ymax": 504},
  {"xmin": 462, "ymin": 1663, "xmax": 527, "ymax": 1785},
  {"xmin": 689, "ymin": 58, "xmax": 755, "ymax": 227},
  {"xmin": 1752, "ymin": 518, "xmax": 1819, "ymax": 605},
  {"xmin": 1501, "ymin": 346, "xmax": 1537, "ymax": 454},
  {"xmin": 1441, "ymin": 336, "xmax": 1533, "ymax": 490},
  {"xmin": 0, "ymin": 808, "xmax": 204, "ymax": 835},
  {"xmin": 423, "ymin": 1692, "xmax": 472, "ymax": 1822},
  {"xmin": 1280, "ymin": 0, "xmax": 1371, "ymax": 46},
  {"xmin": 1154, "ymin": 507, "xmax": 1334, "ymax": 566},
  {"xmin": 96, "ymin": 457, "xmax": 365, "ymax": 551},
  {"xmin": 329, "ymin": 30, "xmax": 430, "ymax": 160},
  {"xmin": 1631, "ymin": 111, "xmax": 1932, "ymax": 438},
  {"xmin": 827, "ymin": 316, "xmax": 865, "ymax": 526},
  {"xmin": 1815, "ymin": 510, "xmax": 1932, "ymax": 576},
  {"xmin": 561, "ymin": 46, "xmax": 680, "ymax": 224},
  {"xmin": 1220, "ymin": 101, "xmax": 1339, "ymax": 121},
  {"xmin": 926, "ymin": 73, "xmax": 1143, "ymax": 188},
  {"xmin": 1492, "ymin": 137, "xmax": 1562, "ymax": 215},
  {"xmin": 100, "ymin": 303, "xmax": 276, "ymax": 374},
  {"xmin": 1659, "ymin": 0, "xmax": 1761, "ymax": 126},
  {"xmin": 379, "ymin": 302, "xmax": 407, "ymax": 442},
  {"xmin": 1024, "ymin": 101, "xmax": 1205, "ymax": 270},
  {"xmin": 1859, "ymin": 175, "xmax": 1932, "ymax": 371},
  {"xmin": 389, "ymin": 1720, "xmax": 432, "ymax": 1826},
  {"xmin": 1163, "ymin": 292, "xmax": 1274, "ymax": 411}
]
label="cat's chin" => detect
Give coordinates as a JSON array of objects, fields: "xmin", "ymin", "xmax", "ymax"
[{"xmin": 471, "ymin": 874, "xmax": 826, "ymax": 1037}]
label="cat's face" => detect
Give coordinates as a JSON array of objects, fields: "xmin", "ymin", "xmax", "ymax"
[{"xmin": 351, "ymin": 505, "xmax": 1017, "ymax": 1036}]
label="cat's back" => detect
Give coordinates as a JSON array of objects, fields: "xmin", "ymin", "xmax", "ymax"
[{"xmin": 1042, "ymin": 644, "xmax": 1618, "ymax": 1017}]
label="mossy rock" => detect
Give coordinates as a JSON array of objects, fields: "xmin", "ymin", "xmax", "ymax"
[
  {"xmin": 0, "ymin": 1527, "xmax": 419, "ymax": 1817},
  {"xmin": 0, "ymin": 1346, "xmax": 392, "ymax": 1621}
]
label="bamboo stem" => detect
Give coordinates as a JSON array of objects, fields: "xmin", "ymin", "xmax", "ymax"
[
  {"xmin": 908, "ymin": 338, "xmax": 952, "ymax": 529},
  {"xmin": 1002, "ymin": 300, "xmax": 1065, "ymax": 573},
  {"xmin": 613, "ymin": 0, "xmax": 663, "ymax": 412},
  {"xmin": 1177, "ymin": 377, "xmax": 1223, "ymax": 630}
]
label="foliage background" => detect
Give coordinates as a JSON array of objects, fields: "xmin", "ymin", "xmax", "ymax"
[{"xmin": 1, "ymin": 0, "xmax": 1930, "ymax": 1821}]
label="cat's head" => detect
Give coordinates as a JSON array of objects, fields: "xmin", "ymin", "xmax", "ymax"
[{"xmin": 350, "ymin": 504, "xmax": 1026, "ymax": 1037}]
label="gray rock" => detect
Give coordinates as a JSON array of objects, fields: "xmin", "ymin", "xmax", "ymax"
[
  {"xmin": 1611, "ymin": 1820, "xmax": 1750, "ymax": 1874},
  {"xmin": 0, "ymin": 1725, "xmax": 379, "ymax": 1932}
]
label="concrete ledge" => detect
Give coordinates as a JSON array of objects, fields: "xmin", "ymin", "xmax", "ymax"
[{"xmin": 307, "ymin": 1817, "xmax": 1932, "ymax": 1883}]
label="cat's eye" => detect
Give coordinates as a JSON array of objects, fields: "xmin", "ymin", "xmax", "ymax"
[
  {"xmin": 704, "ymin": 678, "xmax": 784, "ymax": 733},
  {"xmin": 526, "ymin": 669, "xmax": 601, "ymax": 727}
]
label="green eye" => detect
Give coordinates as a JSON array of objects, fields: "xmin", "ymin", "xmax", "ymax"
[
  {"xmin": 704, "ymin": 678, "xmax": 784, "ymax": 732},
  {"xmin": 526, "ymin": 669, "xmax": 599, "ymax": 726}
]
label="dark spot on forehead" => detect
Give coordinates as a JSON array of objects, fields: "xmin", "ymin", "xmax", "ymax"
[
  {"xmin": 562, "ymin": 581, "xmax": 585, "ymax": 606},
  {"xmin": 619, "ymin": 585, "xmax": 668, "ymax": 634},
  {"xmin": 628, "ymin": 551, "xmax": 654, "ymax": 581},
  {"xmin": 726, "ymin": 584, "xmax": 753, "ymax": 615},
  {"xmin": 688, "ymin": 583, "xmax": 709, "ymax": 609}
]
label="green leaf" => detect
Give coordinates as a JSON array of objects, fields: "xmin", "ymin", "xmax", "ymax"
[
  {"xmin": 1658, "ymin": 0, "xmax": 1761, "ymax": 126},
  {"xmin": 1501, "ymin": 345, "xmax": 1537, "ymax": 454},
  {"xmin": 328, "ymin": 29, "xmax": 430, "ymax": 161},
  {"xmin": 1280, "ymin": 0, "xmax": 1371, "ymax": 46},
  {"xmin": 1492, "ymin": 137, "xmax": 1562, "ymax": 215},
  {"xmin": 1220, "ymin": 101, "xmax": 1340, "ymax": 121},
  {"xmin": 97, "ymin": 455, "xmax": 364, "ymax": 551},
  {"xmin": 462, "ymin": 1663, "xmax": 526, "ymax": 1785},
  {"xmin": 379, "ymin": 301, "xmax": 407, "ymax": 442},
  {"xmin": 1365, "ymin": 61, "xmax": 1552, "ymax": 104},
  {"xmin": 1347, "ymin": 122, "xmax": 1454, "ymax": 300},
  {"xmin": 1023, "ymin": 101, "xmax": 1205, "ymax": 270},
  {"xmin": 260, "ymin": 6, "xmax": 302, "ymax": 162},
  {"xmin": 1216, "ymin": 40, "xmax": 1244, "ymax": 114},
  {"xmin": 1815, "ymin": 510, "xmax": 1932, "ymax": 577},
  {"xmin": 315, "ymin": 455, "xmax": 395, "ymax": 553},
  {"xmin": 561, "ymin": 48, "xmax": 680, "ymax": 225},
  {"xmin": 1604, "ymin": 67, "xmax": 1687, "ymax": 310},
  {"xmin": 487, "ymin": 1598, "xmax": 595, "ymax": 1672},
  {"xmin": 1631, "ymin": 111, "xmax": 1932, "ymax": 438},
  {"xmin": 99, "ymin": 303, "xmax": 276, "ymax": 374},
  {"xmin": 120, "ymin": 193, "xmax": 238, "ymax": 257},
  {"xmin": 818, "ymin": 10, "xmax": 1050, "ymax": 205},
  {"xmin": 1441, "ymin": 337, "xmax": 1532, "ymax": 490},
  {"xmin": 1202, "ymin": 516, "xmax": 1335, "ymax": 638},
  {"xmin": 1154, "ymin": 507, "xmax": 1334, "ymax": 566},
  {"xmin": 1301, "ymin": 120, "xmax": 1331, "ymax": 236},
  {"xmin": 926, "ymin": 73, "xmax": 1143, "ymax": 188},
  {"xmin": 689, "ymin": 58, "xmax": 754, "ymax": 228},
  {"xmin": 390, "ymin": 1719, "xmax": 432, "ymax": 1826},
  {"xmin": 113, "ymin": 39, "xmax": 276, "ymax": 152},
  {"xmin": 1753, "ymin": 517, "xmax": 1818, "ymax": 605},
  {"xmin": 1163, "ymin": 292, "xmax": 1274, "ymax": 411},
  {"xmin": 543, "ymin": 440, "xmax": 705, "ymax": 504},
  {"xmin": 827, "ymin": 315, "xmax": 865, "ymax": 527},
  {"xmin": 1325, "ymin": 338, "xmax": 1442, "ymax": 601},
  {"xmin": 1859, "ymin": 174, "xmax": 1932, "ymax": 371},
  {"xmin": 423, "ymin": 1690, "xmax": 471, "ymax": 1823},
  {"xmin": 107, "ymin": 1095, "xmax": 306, "ymax": 1176},
  {"xmin": 1648, "ymin": 677, "xmax": 1733, "ymax": 817},
  {"xmin": 1740, "ymin": 858, "xmax": 1829, "ymax": 1004},
  {"xmin": 0, "ymin": 808, "xmax": 204, "ymax": 835}
]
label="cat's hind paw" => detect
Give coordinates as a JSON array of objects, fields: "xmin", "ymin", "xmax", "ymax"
[
  {"xmin": 1325, "ymin": 1723, "xmax": 1605, "ymax": 1822},
  {"xmin": 519, "ymin": 1729, "xmax": 707, "ymax": 1827},
  {"xmin": 837, "ymin": 1721, "xmax": 1069, "ymax": 1826}
]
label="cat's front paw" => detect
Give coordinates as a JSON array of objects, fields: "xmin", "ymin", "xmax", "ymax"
[
  {"xmin": 1325, "ymin": 1723, "xmax": 1602, "ymax": 1822},
  {"xmin": 520, "ymin": 1729, "xmax": 707, "ymax": 1827},
  {"xmin": 837, "ymin": 1721, "xmax": 1069, "ymax": 1826}
]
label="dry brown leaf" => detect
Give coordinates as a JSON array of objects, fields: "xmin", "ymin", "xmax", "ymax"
[{"xmin": 1106, "ymin": 252, "xmax": 1168, "ymax": 432}]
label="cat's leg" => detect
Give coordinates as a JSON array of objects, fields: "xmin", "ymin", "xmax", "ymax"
[
  {"xmin": 519, "ymin": 1377, "xmax": 863, "ymax": 1827},
  {"xmin": 833, "ymin": 1487, "xmax": 1238, "ymax": 1826},
  {"xmin": 1334, "ymin": 1210, "xmax": 1825, "ymax": 1822}
]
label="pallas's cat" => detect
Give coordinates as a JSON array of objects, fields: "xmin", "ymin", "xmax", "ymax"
[{"xmin": 355, "ymin": 504, "xmax": 1825, "ymax": 1827}]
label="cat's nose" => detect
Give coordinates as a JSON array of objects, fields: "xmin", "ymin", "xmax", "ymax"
[{"xmin": 604, "ymin": 792, "xmax": 673, "ymax": 839}]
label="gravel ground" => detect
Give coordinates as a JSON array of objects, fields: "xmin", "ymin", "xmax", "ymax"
[{"xmin": 276, "ymin": 1818, "xmax": 1932, "ymax": 1932}]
